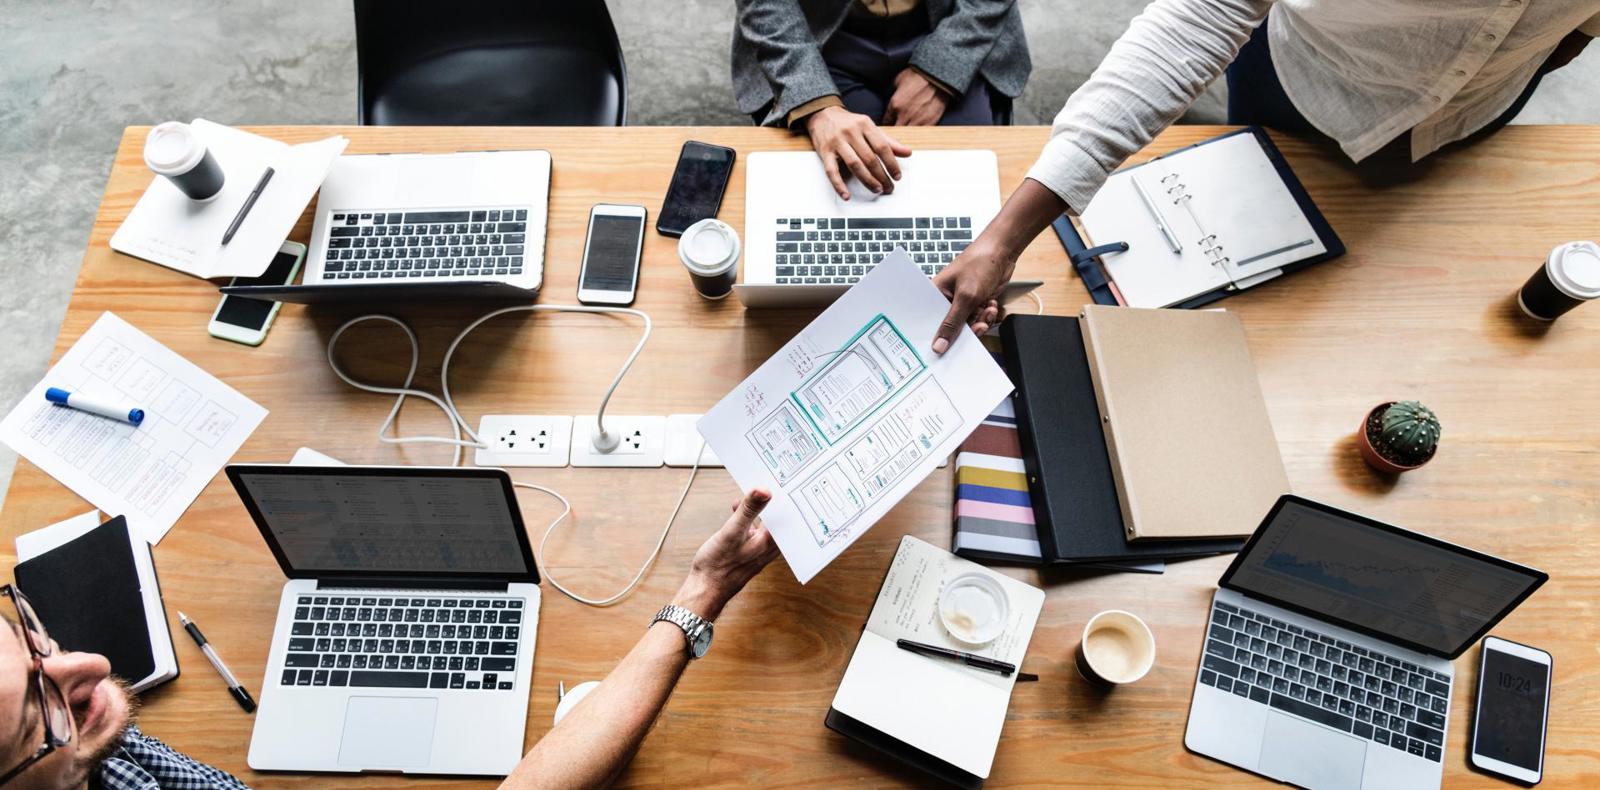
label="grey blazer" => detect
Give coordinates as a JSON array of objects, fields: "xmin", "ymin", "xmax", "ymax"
[{"xmin": 732, "ymin": 0, "xmax": 1031, "ymax": 126}]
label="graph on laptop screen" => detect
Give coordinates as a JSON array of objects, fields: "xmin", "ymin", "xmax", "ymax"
[{"xmin": 1226, "ymin": 500, "xmax": 1542, "ymax": 654}]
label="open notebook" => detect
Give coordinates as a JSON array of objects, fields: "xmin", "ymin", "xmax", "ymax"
[
  {"xmin": 1065, "ymin": 127, "xmax": 1343, "ymax": 308},
  {"xmin": 828, "ymin": 535, "xmax": 1044, "ymax": 787}
]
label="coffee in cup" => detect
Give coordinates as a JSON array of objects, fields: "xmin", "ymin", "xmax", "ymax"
[
  {"xmin": 678, "ymin": 218, "xmax": 740, "ymax": 300},
  {"xmin": 1517, "ymin": 241, "xmax": 1600, "ymax": 321},
  {"xmin": 144, "ymin": 121, "xmax": 226, "ymax": 202},
  {"xmin": 1075, "ymin": 609, "xmax": 1156, "ymax": 686}
]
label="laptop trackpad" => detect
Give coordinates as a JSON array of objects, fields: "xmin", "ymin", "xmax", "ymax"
[
  {"xmin": 338, "ymin": 697, "xmax": 437, "ymax": 768},
  {"xmin": 1258, "ymin": 712, "xmax": 1366, "ymax": 790}
]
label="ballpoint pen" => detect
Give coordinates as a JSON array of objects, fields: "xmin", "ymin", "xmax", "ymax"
[
  {"xmin": 896, "ymin": 638, "xmax": 1017, "ymax": 677},
  {"xmin": 1132, "ymin": 175, "xmax": 1183, "ymax": 254},
  {"xmin": 220, "ymin": 166, "xmax": 275, "ymax": 245},
  {"xmin": 178, "ymin": 611, "xmax": 257, "ymax": 712}
]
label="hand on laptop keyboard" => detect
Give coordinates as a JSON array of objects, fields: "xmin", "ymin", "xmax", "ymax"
[{"xmin": 805, "ymin": 106, "xmax": 912, "ymax": 200}]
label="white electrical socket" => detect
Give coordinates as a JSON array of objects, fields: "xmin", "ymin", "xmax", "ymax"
[
  {"xmin": 473, "ymin": 415, "xmax": 574, "ymax": 468},
  {"xmin": 569, "ymin": 415, "xmax": 666, "ymax": 467},
  {"xmin": 664, "ymin": 414, "xmax": 723, "ymax": 468}
]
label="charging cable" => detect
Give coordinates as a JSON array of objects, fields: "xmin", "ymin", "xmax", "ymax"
[{"xmin": 327, "ymin": 304, "xmax": 695, "ymax": 607}]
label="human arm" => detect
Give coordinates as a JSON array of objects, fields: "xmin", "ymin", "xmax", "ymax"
[
  {"xmin": 736, "ymin": 0, "xmax": 841, "ymax": 126},
  {"xmin": 930, "ymin": 0, "xmax": 1270, "ymax": 351},
  {"xmin": 498, "ymin": 490, "xmax": 779, "ymax": 790}
]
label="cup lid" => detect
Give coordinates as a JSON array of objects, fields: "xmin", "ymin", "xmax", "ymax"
[
  {"xmin": 939, "ymin": 572, "xmax": 1009, "ymax": 645},
  {"xmin": 144, "ymin": 122, "xmax": 206, "ymax": 175},
  {"xmin": 679, "ymin": 219, "xmax": 740, "ymax": 275},
  {"xmin": 1548, "ymin": 241, "xmax": 1600, "ymax": 300}
]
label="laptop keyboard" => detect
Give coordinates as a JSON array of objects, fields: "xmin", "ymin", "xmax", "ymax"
[
  {"xmin": 1199, "ymin": 601, "xmax": 1450, "ymax": 763},
  {"xmin": 280, "ymin": 594, "xmax": 526, "ymax": 691},
  {"xmin": 320, "ymin": 208, "xmax": 530, "ymax": 281},
  {"xmin": 770, "ymin": 216, "xmax": 972, "ymax": 284}
]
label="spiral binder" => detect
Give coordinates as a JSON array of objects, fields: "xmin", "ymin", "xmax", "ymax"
[{"xmin": 1161, "ymin": 172, "xmax": 1229, "ymax": 268}]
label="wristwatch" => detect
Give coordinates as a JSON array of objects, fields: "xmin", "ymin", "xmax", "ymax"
[{"xmin": 652, "ymin": 604, "xmax": 714, "ymax": 659}]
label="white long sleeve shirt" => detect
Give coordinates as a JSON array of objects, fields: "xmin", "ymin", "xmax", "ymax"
[{"xmin": 1026, "ymin": 0, "xmax": 1600, "ymax": 214}]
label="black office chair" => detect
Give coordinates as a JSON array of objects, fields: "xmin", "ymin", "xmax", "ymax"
[{"xmin": 354, "ymin": 0, "xmax": 628, "ymax": 126}]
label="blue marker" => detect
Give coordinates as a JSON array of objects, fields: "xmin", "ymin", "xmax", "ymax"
[{"xmin": 44, "ymin": 387, "xmax": 144, "ymax": 426}]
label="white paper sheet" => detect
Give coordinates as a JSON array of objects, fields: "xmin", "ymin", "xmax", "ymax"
[
  {"xmin": 698, "ymin": 250, "xmax": 1012, "ymax": 583},
  {"xmin": 15, "ymin": 510, "xmax": 103, "ymax": 560},
  {"xmin": 0, "ymin": 312, "xmax": 268, "ymax": 544},
  {"xmin": 110, "ymin": 119, "xmax": 347, "ymax": 279}
]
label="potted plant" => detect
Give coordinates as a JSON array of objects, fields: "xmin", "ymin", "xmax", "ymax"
[{"xmin": 1358, "ymin": 400, "xmax": 1441, "ymax": 473}]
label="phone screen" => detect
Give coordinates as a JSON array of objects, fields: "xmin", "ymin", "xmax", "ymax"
[
  {"xmin": 217, "ymin": 249, "xmax": 299, "ymax": 330},
  {"xmin": 581, "ymin": 214, "xmax": 644, "ymax": 293},
  {"xmin": 657, "ymin": 142, "xmax": 735, "ymax": 235},
  {"xmin": 1476, "ymin": 646, "xmax": 1549, "ymax": 772}
]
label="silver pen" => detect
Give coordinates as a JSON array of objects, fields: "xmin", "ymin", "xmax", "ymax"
[
  {"xmin": 1132, "ymin": 176, "xmax": 1183, "ymax": 254},
  {"xmin": 178, "ymin": 611, "xmax": 256, "ymax": 712}
]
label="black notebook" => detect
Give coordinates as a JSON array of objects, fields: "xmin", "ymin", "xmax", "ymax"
[
  {"xmin": 999, "ymin": 315, "xmax": 1244, "ymax": 563},
  {"xmin": 13, "ymin": 515, "xmax": 177, "ymax": 691}
]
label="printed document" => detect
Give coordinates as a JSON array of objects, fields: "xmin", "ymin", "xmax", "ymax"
[
  {"xmin": 699, "ymin": 250, "xmax": 1011, "ymax": 583},
  {"xmin": 0, "ymin": 312, "xmax": 267, "ymax": 544}
]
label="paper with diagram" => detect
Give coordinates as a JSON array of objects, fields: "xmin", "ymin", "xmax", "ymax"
[
  {"xmin": 699, "ymin": 250, "xmax": 1012, "ymax": 583},
  {"xmin": 0, "ymin": 312, "xmax": 267, "ymax": 544}
]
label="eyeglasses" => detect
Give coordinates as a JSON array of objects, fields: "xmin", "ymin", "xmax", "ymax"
[{"xmin": 0, "ymin": 585, "xmax": 73, "ymax": 786}]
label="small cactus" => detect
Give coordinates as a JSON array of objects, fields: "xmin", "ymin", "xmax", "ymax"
[{"xmin": 1374, "ymin": 400, "xmax": 1440, "ymax": 467}]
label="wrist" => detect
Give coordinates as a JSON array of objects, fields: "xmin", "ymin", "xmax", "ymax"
[{"xmin": 672, "ymin": 574, "xmax": 728, "ymax": 621}]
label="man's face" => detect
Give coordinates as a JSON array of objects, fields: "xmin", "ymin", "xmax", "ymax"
[{"xmin": 0, "ymin": 619, "xmax": 132, "ymax": 789}]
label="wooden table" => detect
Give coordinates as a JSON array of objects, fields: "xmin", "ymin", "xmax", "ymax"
[{"xmin": 2, "ymin": 125, "xmax": 1597, "ymax": 788}]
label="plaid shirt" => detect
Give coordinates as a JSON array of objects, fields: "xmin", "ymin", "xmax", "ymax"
[{"xmin": 94, "ymin": 726, "xmax": 249, "ymax": 790}]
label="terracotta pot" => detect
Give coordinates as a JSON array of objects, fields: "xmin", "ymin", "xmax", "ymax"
[{"xmin": 1357, "ymin": 402, "xmax": 1431, "ymax": 474}]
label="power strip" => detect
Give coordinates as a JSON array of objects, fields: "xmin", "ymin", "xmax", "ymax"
[{"xmin": 472, "ymin": 414, "xmax": 721, "ymax": 469}]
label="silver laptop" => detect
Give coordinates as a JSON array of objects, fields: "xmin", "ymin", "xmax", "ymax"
[
  {"xmin": 736, "ymin": 149, "xmax": 1002, "ymax": 307},
  {"xmin": 223, "ymin": 150, "xmax": 550, "ymax": 304},
  {"xmin": 226, "ymin": 464, "xmax": 542, "ymax": 776},
  {"xmin": 1187, "ymin": 495, "xmax": 1545, "ymax": 790}
]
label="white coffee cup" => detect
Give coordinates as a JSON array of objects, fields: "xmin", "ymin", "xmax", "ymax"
[
  {"xmin": 144, "ymin": 121, "xmax": 226, "ymax": 202},
  {"xmin": 678, "ymin": 218, "xmax": 740, "ymax": 299},
  {"xmin": 1074, "ymin": 610, "xmax": 1156, "ymax": 686}
]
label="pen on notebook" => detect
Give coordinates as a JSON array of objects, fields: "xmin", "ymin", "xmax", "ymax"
[
  {"xmin": 220, "ymin": 166, "xmax": 275, "ymax": 245},
  {"xmin": 1132, "ymin": 176, "xmax": 1183, "ymax": 254},
  {"xmin": 178, "ymin": 612, "xmax": 256, "ymax": 713},
  {"xmin": 896, "ymin": 639, "xmax": 1016, "ymax": 677},
  {"xmin": 44, "ymin": 387, "xmax": 144, "ymax": 426}
]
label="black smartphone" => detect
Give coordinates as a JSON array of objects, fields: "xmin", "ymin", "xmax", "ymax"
[
  {"xmin": 656, "ymin": 141, "xmax": 735, "ymax": 237},
  {"xmin": 1470, "ymin": 636, "xmax": 1551, "ymax": 785}
]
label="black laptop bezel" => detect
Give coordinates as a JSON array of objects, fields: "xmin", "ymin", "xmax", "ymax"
[
  {"xmin": 220, "ymin": 281, "xmax": 540, "ymax": 305},
  {"xmin": 1219, "ymin": 494, "xmax": 1546, "ymax": 660},
  {"xmin": 225, "ymin": 464, "xmax": 540, "ymax": 585}
]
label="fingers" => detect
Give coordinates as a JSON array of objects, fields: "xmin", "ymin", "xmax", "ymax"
[
  {"xmin": 838, "ymin": 143, "xmax": 885, "ymax": 195},
  {"xmin": 819, "ymin": 151, "xmax": 849, "ymax": 200},
  {"xmin": 933, "ymin": 295, "xmax": 974, "ymax": 355},
  {"xmin": 864, "ymin": 127, "xmax": 903, "ymax": 182},
  {"xmin": 732, "ymin": 488, "xmax": 771, "ymax": 529},
  {"xmin": 881, "ymin": 101, "xmax": 898, "ymax": 127}
]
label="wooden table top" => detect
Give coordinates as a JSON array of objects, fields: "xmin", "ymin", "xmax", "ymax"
[{"xmin": 2, "ymin": 124, "xmax": 1597, "ymax": 788}]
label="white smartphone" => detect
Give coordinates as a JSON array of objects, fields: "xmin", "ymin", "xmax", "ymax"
[
  {"xmin": 1470, "ymin": 636, "xmax": 1551, "ymax": 785},
  {"xmin": 209, "ymin": 240, "xmax": 305, "ymax": 345},
  {"xmin": 577, "ymin": 204, "xmax": 646, "ymax": 306}
]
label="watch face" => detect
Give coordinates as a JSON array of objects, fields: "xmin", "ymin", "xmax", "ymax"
[{"xmin": 691, "ymin": 623, "xmax": 713, "ymax": 658}]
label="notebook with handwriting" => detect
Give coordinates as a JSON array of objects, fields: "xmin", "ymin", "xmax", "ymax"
[{"xmin": 1066, "ymin": 127, "xmax": 1343, "ymax": 308}]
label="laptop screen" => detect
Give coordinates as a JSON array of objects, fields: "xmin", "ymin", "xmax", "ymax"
[
  {"xmin": 228, "ymin": 466, "xmax": 537, "ymax": 582},
  {"xmin": 1221, "ymin": 497, "xmax": 1544, "ymax": 658}
]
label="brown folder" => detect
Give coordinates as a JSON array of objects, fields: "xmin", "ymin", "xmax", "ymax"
[{"xmin": 1078, "ymin": 305, "xmax": 1289, "ymax": 541}]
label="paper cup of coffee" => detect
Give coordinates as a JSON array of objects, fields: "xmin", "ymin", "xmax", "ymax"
[
  {"xmin": 1075, "ymin": 610, "xmax": 1156, "ymax": 686},
  {"xmin": 1517, "ymin": 241, "xmax": 1600, "ymax": 321},
  {"xmin": 678, "ymin": 218, "xmax": 740, "ymax": 300},
  {"xmin": 144, "ymin": 121, "xmax": 226, "ymax": 202}
]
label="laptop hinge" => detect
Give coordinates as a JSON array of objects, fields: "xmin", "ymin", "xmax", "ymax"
[{"xmin": 315, "ymin": 577, "xmax": 509, "ymax": 592}]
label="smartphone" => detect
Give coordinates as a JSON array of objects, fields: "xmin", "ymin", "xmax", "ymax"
[
  {"xmin": 578, "ymin": 204, "xmax": 647, "ymax": 306},
  {"xmin": 209, "ymin": 241, "xmax": 305, "ymax": 345},
  {"xmin": 655, "ymin": 141, "xmax": 736, "ymax": 237},
  {"xmin": 1470, "ymin": 636, "xmax": 1551, "ymax": 785}
]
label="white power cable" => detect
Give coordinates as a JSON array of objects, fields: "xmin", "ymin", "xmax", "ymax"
[
  {"xmin": 326, "ymin": 304, "xmax": 683, "ymax": 607},
  {"xmin": 1026, "ymin": 289, "xmax": 1045, "ymax": 316}
]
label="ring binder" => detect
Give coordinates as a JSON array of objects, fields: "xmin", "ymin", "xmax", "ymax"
[{"xmin": 1162, "ymin": 173, "xmax": 1229, "ymax": 267}]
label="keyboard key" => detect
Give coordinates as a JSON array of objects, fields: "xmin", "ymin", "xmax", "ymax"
[
  {"xmin": 349, "ymin": 671, "xmax": 429, "ymax": 688},
  {"xmin": 450, "ymin": 673, "xmax": 466, "ymax": 690},
  {"xmin": 1270, "ymin": 692, "xmax": 1353, "ymax": 733},
  {"xmin": 404, "ymin": 211, "xmax": 470, "ymax": 224},
  {"xmin": 281, "ymin": 669, "xmax": 296, "ymax": 686},
  {"xmin": 1249, "ymin": 685, "xmax": 1269, "ymax": 704},
  {"xmin": 1202, "ymin": 655, "xmax": 1240, "ymax": 678},
  {"xmin": 481, "ymin": 657, "xmax": 515, "ymax": 673},
  {"xmin": 331, "ymin": 670, "xmax": 349, "ymax": 687},
  {"xmin": 1206, "ymin": 640, "xmax": 1234, "ymax": 660},
  {"xmin": 285, "ymin": 654, "xmax": 318, "ymax": 668},
  {"xmin": 1200, "ymin": 670, "xmax": 1217, "ymax": 687},
  {"xmin": 1406, "ymin": 721, "xmax": 1444, "ymax": 746},
  {"xmin": 1425, "ymin": 678, "xmax": 1449, "ymax": 698},
  {"xmin": 847, "ymin": 217, "xmax": 914, "ymax": 229},
  {"xmin": 1425, "ymin": 744, "xmax": 1441, "ymax": 762},
  {"xmin": 1353, "ymin": 721, "xmax": 1373, "ymax": 739}
]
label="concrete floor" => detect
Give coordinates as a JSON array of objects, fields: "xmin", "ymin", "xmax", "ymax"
[{"xmin": 1, "ymin": 1, "xmax": 1597, "ymax": 512}]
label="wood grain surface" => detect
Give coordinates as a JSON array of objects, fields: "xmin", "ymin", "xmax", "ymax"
[{"xmin": 1, "ymin": 124, "xmax": 1597, "ymax": 788}]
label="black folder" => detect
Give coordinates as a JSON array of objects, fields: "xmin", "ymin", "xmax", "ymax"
[
  {"xmin": 999, "ymin": 315, "xmax": 1244, "ymax": 562},
  {"xmin": 825, "ymin": 708, "xmax": 983, "ymax": 789},
  {"xmin": 13, "ymin": 516, "xmax": 168, "ymax": 687}
]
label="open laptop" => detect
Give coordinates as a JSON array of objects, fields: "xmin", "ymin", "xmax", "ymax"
[
  {"xmin": 223, "ymin": 150, "xmax": 550, "ymax": 304},
  {"xmin": 1187, "ymin": 495, "xmax": 1546, "ymax": 790},
  {"xmin": 225, "ymin": 464, "xmax": 541, "ymax": 776},
  {"xmin": 737, "ymin": 149, "xmax": 1003, "ymax": 307}
]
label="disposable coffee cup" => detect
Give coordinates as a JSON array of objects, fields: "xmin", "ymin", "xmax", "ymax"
[
  {"xmin": 1517, "ymin": 241, "xmax": 1600, "ymax": 321},
  {"xmin": 678, "ymin": 218, "xmax": 740, "ymax": 300},
  {"xmin": 144, "ymin": 121, "xmax": 226, "ymax": 202},
  {"xmin": 1074, "ymin": 610, "xmax": 1156, "ymax": 686}
]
